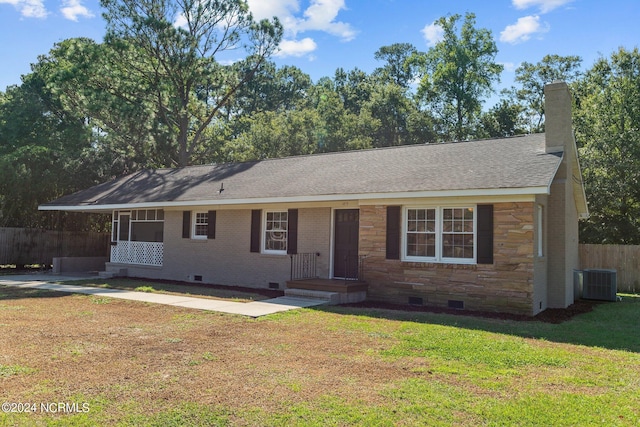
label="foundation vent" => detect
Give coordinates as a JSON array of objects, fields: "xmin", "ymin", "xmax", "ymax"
[
  {"xmin": 193, "ymin": 275, "xmax": 203, "ymax": 282},
  {"xmin": 268, "ymin": 282, "xmax": 280, "ymax": 289},
  {"xmin": 408, "ymin": 296, "xmax": 423, "ymax": 306},
  {"xmin": 448, "ymin": 300, "xmax": 464, "ymax": 310}
]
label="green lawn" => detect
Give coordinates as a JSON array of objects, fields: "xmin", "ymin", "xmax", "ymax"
[{"xmin": 1, "ymin": 283, "xmax": 638, "ymax": 426}]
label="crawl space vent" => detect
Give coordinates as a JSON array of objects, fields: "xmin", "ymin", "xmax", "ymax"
[
  {"xmin": 408, "ymin": 296, "xmax": 423, "ymax": 306},
  {"xmin": 448, "ymin": 300, "xmax": 464, "ymax": 310}
]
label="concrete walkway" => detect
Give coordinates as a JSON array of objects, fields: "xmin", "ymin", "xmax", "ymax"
[{"xmin": 0, "ymin": 274, "xmax": 325, "ymax": 317}]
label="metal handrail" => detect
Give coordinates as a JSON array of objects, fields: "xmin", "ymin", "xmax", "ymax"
[
  {"xmin": 290, "ymin": 252, "xmax": 320, "ymax": 280},
  {"xmin": 341, "ymin": 254, "xmax": 367, "ymax": 282}
]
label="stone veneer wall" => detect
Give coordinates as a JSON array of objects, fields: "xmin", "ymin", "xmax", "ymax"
[{"xmin": 359, "ymin": 202, "xmax": 536, "ymax": 315}]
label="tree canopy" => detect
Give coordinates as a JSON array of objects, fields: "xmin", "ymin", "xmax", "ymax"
[
  {"xmin": 574, "ymin": 47, "xmax": 640, "ymax": 243},
  {"xmin": 98, "ymin": 0, "xmax": 282, "ymax": 167},
  {"xmin": 0, "ymin": 4, "xmax": 639, "ymax": 244},
  {"xmin": 415, "ymin": 13, "xmax": 503, "ymax": 141}
]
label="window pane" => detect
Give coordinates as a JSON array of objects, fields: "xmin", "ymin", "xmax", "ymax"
[
  {"xmin": 147, "ymin": 210, "xmax": 156, "ymax": 221},
  {"xmin": 157, "ymin": 210, "xmax": 164, "ymax": 220},
  {"xmin": 442, "ymin": 233, "xmax": 474, "ymax": 259},
  {"xmin": 406, "ymin": 209, "xmax": 435, "ymax": 258},
  {"xmin": 194, "ymin": 212, "xmax": 208, "ymax": 236},
  {"xmin": 131, "ymin": 222, "xmax": 164, "ymax": 242},
  {"xmin": 265, "ymin": 211, "xmax": 288, "ymax": 252},
  {"xmin": 440, "ymin": 208, "xmax": 474, "ymax": 260}
]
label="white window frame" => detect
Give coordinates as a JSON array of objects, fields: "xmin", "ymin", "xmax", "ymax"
[
  {"xmin": 192, "ymin": 211, "xmax": 208, "ymax": 240},
  {"xmin": 402, "ymin": 205, "xmax": 477, "ymax": 264},
  {"xmin": 262, "ymin": 210, "xmax": 288, "ymax": 255}
]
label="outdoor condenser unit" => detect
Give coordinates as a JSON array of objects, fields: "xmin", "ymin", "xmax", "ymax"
[{"xmin": 582, "ymin": 269, "xmax": 617, "ymax": 302}]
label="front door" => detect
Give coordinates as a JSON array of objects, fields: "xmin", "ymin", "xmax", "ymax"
[
  {"xmin": 333, "ymin": 209, "xmax": 359, "ymax": 279},
  {"xmin": 111, "ymin": 211, "xmax": 131, "ymax": 264}
]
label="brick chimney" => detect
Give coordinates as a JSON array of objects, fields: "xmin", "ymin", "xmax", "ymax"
[{"xmin": 544, "ymin": 81, "xmax": 573, "ymax": 154}]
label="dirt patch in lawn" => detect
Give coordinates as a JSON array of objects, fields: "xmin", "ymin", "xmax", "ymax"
[{"xmin": 0, "ymin": 286, "xmax": 413, "ymax": 423}]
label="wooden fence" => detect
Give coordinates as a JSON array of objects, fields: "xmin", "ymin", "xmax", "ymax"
[
  {"xmin": 0, "ymin": 227, "xmax": 110, "ymax": 266},
  {"xmin": 579, "ymin": 244, "xmax": 640, "ymax": 293}
]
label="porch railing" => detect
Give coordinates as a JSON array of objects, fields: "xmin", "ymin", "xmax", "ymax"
[
  {"xmin": 339, "ymin": 255, "xmax": 367, "ymax": 282},
  {"xmin": 290, "ymin": 252, "xmax": 320, "ymax": 280},
  {"xmin": 290, "ymin": 253, "xmax": 367, "ymax": 282},
  {"xmin": 110, "ymin": 241, "xmax": 163, "ymax": 266}
]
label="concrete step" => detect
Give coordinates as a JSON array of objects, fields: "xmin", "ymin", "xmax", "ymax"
[
  {"xmin": 285, "ymin": 288, "xmax": 367, "ymax": 305},
  {"xmin": 99, "ymin": 265, "xmax": 128, "ymax": 279},
  {"xmin": 285, "ymin": 288, "xmax": 340, "ymax": 305},
  {"xmin": 98, "ymin": 271, "xmax": 117, "ymax": 279}
]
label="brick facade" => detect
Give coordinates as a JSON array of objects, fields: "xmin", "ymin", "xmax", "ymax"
[{"xmin": 360, "ymin": 202, "xmax": 537, "ymax": 315}]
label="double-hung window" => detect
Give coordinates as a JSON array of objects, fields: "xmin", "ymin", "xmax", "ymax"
[
  {"xmin": 406, "ymin": 208, "xmax": 436, "ymax": 258},
  {"xmin": 403, "ymin": 206, "xmax": 476, "ymax": 263},
  {"xmin": 193, "ymin": 212, "xmax": 208, "ymax": 239},
  {"xmin": 264, "ymin": 211, "xmax": 288, "ymax": 254}
]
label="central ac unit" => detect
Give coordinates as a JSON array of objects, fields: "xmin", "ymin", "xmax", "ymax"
[{"xmin": 582, "ymin": 269, "xmax": 617, "ymax": 302}]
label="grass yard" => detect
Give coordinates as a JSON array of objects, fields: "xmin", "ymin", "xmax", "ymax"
[{"xmin": 0, "ymin": 281, "xmax": 638, "ymax": 426}]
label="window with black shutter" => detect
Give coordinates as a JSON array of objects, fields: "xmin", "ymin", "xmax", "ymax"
[
  {"xmin": 250, "ymin": 209, "xmax": 261, "ymax": 252},
  {"xmin": 476, "ymin": 204, "xmax": 494, "ymax": 264},
  {"xmin": 182, "ymin": 211, "xmax": 191, "ymax": 239},
  {"xmin": 386, "ymin": 206, "xmax": 401, "ymax": 260},
  {"xmin": 287, "ymin": 209, "xmax": 298, "ymax": 255}
]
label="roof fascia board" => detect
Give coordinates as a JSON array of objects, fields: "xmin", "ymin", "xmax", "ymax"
[{"xmin": 39, "ymin": 186, "xmax": 550, "ymax": 212}]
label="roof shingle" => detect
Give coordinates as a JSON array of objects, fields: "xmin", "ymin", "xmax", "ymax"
[{"xmin": 41, "ymin": 133, "xmax": 561, "ymax": 209}]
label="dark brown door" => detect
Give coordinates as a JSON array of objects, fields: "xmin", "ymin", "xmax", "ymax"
[{"xmin": 333, "ymin": 209, "xmax": 359, "ymax": 279}]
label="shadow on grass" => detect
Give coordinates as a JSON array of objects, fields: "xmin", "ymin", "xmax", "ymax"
[
  {"xmin": 62, "ymin": 277, "xmax": 284, "ymax": 302},
  {"xmin": 321, "ymin": 294, "xmax": 640, "ymax": 354},
  {"xmin": 0, "ymin": 276, "xmax": 284, "ymax": 303},
  {"xmin": 0, "ymin": 286, "xmax": 70, "ymax": 300}
]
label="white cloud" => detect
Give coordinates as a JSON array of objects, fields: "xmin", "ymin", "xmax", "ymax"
[
  {"xmin": 512, "ymin": 0, "xmax": 573, "ymax": 14},
  {"xmin": 247, "ymin": 0, "xmax": 356, "ymax": 58},
  {"xmin": 297, "ymin": 0, "xmax": 356, "ymax": 41},
  {"xmin": 0, "ymin": 0, "xmax": 48, "ymax": 18},
  {"xmin": 1, "ymin": 0, "xmax": 94, "ymax": 20},
  {"xmin": 174, "ymin": 13, "xmax": 188, "ymax": 29},
  {"xmin": 248, "ymin": 0, "xmax": 299, "ymax": 21},
  {"xmin": 499, "ymin": 62, "xmax": 517, "ymax": 72},
  {"xmin": 60, "ymin": 0, "xmax": 93, "ymax": 21},
  {"xmin": 500, "ymin": 15, "xmax": 549, "ymax": 44},
  {"xmin": 421, "ymin": 21, "xmax": 444, "ymax": 47},
  {"xmin": 275, "ymin": 37, "xmax": 318, "ymax": 57}
]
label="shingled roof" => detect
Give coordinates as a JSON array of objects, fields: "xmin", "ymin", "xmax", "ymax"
[{"xmin": 40, "ymin": 133, "xmax": 562, "ymax": 211}]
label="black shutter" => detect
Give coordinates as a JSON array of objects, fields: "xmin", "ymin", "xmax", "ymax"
[
  {"xmin": 207, "ymin": 210, "xmax": 216, "ymax": 239},
  {"xmin": 386, "ymin": 206, "xmax": 401, "ymax": 260},
  {"xmin": 250, "ymin": 209, "xmax": 261, "ymax": 253},
  {"xmin": 182, "ymin": 211, "xmax": 191, "ymax": 239},
  {"xmin": 287, "ymin": 209, "xmax": 298, "ymax": 255},
  {"xmin": 477, "ymin": 204, "xmax": 494, "ymax": 264}
]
